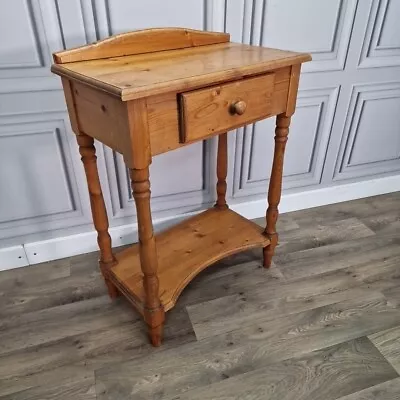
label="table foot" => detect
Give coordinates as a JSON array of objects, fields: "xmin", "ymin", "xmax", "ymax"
[
  {"xmin": 263, "ymin": 247, "xmax": 272, "ymax": 268},
  {"xmin": 99, "ymin": 261, "xmax": 119, "ymax": 299},
  {"xmin": 262, "ymin": 233, "xmax": 278, "ymax": 269},
  {"xmin": 149, "ymin": 324, "xmax": 164, "ymax": 347},
  {"xmin": 144, "ymin": 305, "xmax": 165, "ymax": 347}
]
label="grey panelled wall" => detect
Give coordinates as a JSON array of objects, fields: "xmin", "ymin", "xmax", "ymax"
[
  {"xmin": 227, "ymin": 0, "xmax": 400, "ymax": 198},
  {"xmin": 0, "ymin": 0, "xmax": 400, "ymax": 268}
]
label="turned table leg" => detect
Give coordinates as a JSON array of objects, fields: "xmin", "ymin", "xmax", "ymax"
[
  {"xmin": 263, "ymin": 114, "xmax": 291, "ymax": 268},
  {"xmin": 76, "ymin": 134, "xmax": 118, "ymax": 298},
  {"xmin": 130, "ymin": 167, "xmax": 165, "ymax": 347},
  {"xmin": 215, "ymin": 132, "xmax": 229, "ymax": 209}
]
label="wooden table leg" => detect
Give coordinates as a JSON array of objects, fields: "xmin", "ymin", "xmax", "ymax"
[
  {"xmin": 215, "ymin": 132, "xmax": 229, "ymax": 209},
  {"xmin": 130, "ymin": 167, "xmax": 165, "ymax": 347},
  {"xmin": 263, "ymin": 114, "xmax": 291, "ymax": 268},
  {"xmin": 76, "ymin": 134, "xmax": 118, "ymax": 298}
]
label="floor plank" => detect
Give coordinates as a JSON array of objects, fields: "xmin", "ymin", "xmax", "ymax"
[
  {"xmin": 382, "ymin": 284, "xmax": 400, "ymax": 307},
  {"xmin": 287, "ymin": 192, "xmax": 400, "ymax": 228},
  {"xmin": 369, "ymin": 325, "xmax": 400, "ymax": 374},
  {"xmin": 360, "ymin": 209, "xmax": 400, "ymax": 235},
  {"xmin": 177, "ymin": 259, "xmax": 285, "ymax": 307},
  {"xmin": 95, "ymin": 292, "xmax": 400, "ymax": 400},
  {"xmin": 335, "ymin": 377, "xmax": 400, "ymax": 400},
  {"xmin": 0, "ymin": 305, "xmax": 194, "ymax": 381},
  {"xmin": 0, "ymin": 365, "xmax": 96, "ymax": 400},
  {"xmin": 348, "ymin": 255, "xmax": 400, "ymax": 292},
  {"xmin": 0, "ymin": 296, "xmax": 136, "ymax": 355},
  {"xmin": 165, "ymin": 338, "xmax": 398, "ymax": 400},
  {"xmin": 275, "ymin": 217, "xmax": 375, "ymax": 255},
  {"xmin": 253, "ymin": 212, "xmax": 300, "ymax": 232},
  {"xmin": 187, "ymin": 268, "xmax": 365, "ymax": 339},
  {"xmin": 0, "ymin": 258, "xmax": 70, "ymax": 292},
  {"xmin": 0, "ymin": 193, "xmax": 399, "ymax": 400},
  {"xmin": 0, "ymin": 271, "xmax": 107, "ymax": 317},
  {"xmin": 275, "ymin": 232, "xmax": 400, "ymax": 280}
]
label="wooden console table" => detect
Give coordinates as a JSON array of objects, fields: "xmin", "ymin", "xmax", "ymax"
[{"xmin": 52, "ymin": 28, "xmax": 311, "ymax": 346}]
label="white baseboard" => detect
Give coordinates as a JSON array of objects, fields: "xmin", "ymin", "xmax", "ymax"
[
  {"xmin": 232, "ymin": 174, "xmax": 400, "ymax": 219},
  {"xmin": 0, "ymin": 245, "xmax": 29, "ymax": 270},
  {"xmin": 1, "ymin": 174, "xmax": 400, "ymax": 271}
]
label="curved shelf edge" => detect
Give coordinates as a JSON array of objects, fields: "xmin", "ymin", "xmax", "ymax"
[
  {"xmin": 111, "ymin": 208, "xmax": 270, "ymax": 314},
  {"xmin": 163, "ymin": 240, "xmax": 269, "ymax": 312}
]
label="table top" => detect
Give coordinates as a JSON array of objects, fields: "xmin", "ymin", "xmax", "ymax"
[{"xmin": 51, "ymin": 28, "xmax": 310, "ymax": 101}]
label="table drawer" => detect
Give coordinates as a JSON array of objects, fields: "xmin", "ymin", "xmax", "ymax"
[{"xmin": 179, "ymin": 73, "xmax": 275, "ymax": 143}]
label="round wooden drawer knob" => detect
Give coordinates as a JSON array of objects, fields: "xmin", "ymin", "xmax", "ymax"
[{"xmin": 230, "ymin": 100, "xmax": 247, "ymax": 115}]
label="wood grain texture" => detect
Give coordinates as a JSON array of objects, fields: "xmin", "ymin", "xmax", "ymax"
[
  {"xmin": 164, "ymin": 338, "xmax": 398, "ymax": 400},
  {"xmin": 110, "ymin": 208, "xmax": 270, "ymax": 312},
  {"xmin": 0, "ymin": 364, "xmax": 96, "ymax": 399},
  {"xmin": 0, "ymin": 269, "xmax": 105, "ymax": 318},
  {"xmin": 54, "ymin": 29, "xmax": 310, "ymax": 347},
  {"xmin": 76, "ymin": 134, "xmax": 118, "ymax": 299},
  {"xmin": 369, "ymin": 325, "xmax": 400, "ymax": 374},
  {"xmin": 95, "ymin": 292, "xmax": 400, "ymax": 400},
  {"xmin": 2, "ymin": 191, "xmax": 399, "ymax": 400},
  {"xmin": 0, "ymin": 258, "xmax": 70, "ymax": 292},
  {"xmin": 125, "ymin": 99, "xmax": 151, "ymax": 169},
  {"xmin": 273, "ymin": 217, "xmax": 375, "ymax": 256},
  {"xmin": 72, "ymin": 81, "xmax": 130, "ymax": 156},
  {"xmin": 336, "ymin": 377, "xmax": 400, "ymax": 400},
  {"xmin": 0, "ymin": 296, "xmax": 136, "ymax": 356},
  {"xmin": 253, "ymin": 208, "xmax": 300, "ymax": 232},
  {"xmin": 52, "ymin": 42, "xmax": 310, "ymax": 100},
  {"xmin": 382, "ymin": 284, "xmax": 400, "ymax": 307},
  {"xmin": 275, "ymin": 232, "xmax": 400, "ymax": 281},
  {"xmin": 147, "ymin": 66, "xmax": 292, "ymax": 155},
  {"xmin": 263, "ymin": 114, "xmax": 291, "ymax": 267},
  {"xmin": 285, "ymin": 63, "xmax": 302, "ymax": 116},
  {"xmin": 0, "ymin": 307, "xmax": 194, "ymax": 385},
  {"xmin": 53, "ymin": 28, "xmax": 230, "ymax": 64},
  {"xmin": 61, "ymin": 77, "xmax": 80, "ymax": 134},
  {"xmin": 186, "ymin": 275, "xmax": 375, "ymax": 340},
  {"xmin": 287, "ymin": 192, "xmax": 400, "ymax": 227},
  {"xmin": 215, "ymin": 132, "xmax": 228, "ymax": 209},
  {"xmin": 2, "ymin": 365, "xmax": 96, "ymax": 400},
  {"xmin": 176, "ymin": 259, "xmax": 285, "ymax": 309},
  {"xmin": 348, "ymin": 255, "xmax": 400, "ymax": 293},
  {"xmin": 71, "ymin": 83, "xmax": 151, "ymax": 168},
  {"xmin": 129, "ymin": 167, "xmax": 164, "ymax": 346},
  {"xmin": 362, "ymin": 212, "xmax": 400, "ymax": 236},
  {"xmin": 180, "ymin": 73, "xmax": 275, "ymax": 142}
]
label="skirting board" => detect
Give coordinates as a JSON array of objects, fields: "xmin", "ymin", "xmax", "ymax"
[{"xmin": 1, "ymin": 174, "xmax": 400, "ymax": 271}]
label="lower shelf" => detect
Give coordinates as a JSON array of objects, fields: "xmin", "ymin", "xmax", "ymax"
[{"xmin": 110, "ymin": 207, "xmax": 270, "ymax": 312}]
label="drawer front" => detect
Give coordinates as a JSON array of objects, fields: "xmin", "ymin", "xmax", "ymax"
[{"xmin": 179, "ymin": 73, "xmax": 275, "ymax": 142}]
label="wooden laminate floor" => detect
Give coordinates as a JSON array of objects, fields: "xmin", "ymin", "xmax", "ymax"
[{"xmin": 1, "ymin": 193, "xmax": 400, "ymax": 399}]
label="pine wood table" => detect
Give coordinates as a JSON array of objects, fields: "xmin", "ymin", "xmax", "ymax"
[{"xmin": 52, "ymin": 28, "xmax": 311, "ymax": 346}]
